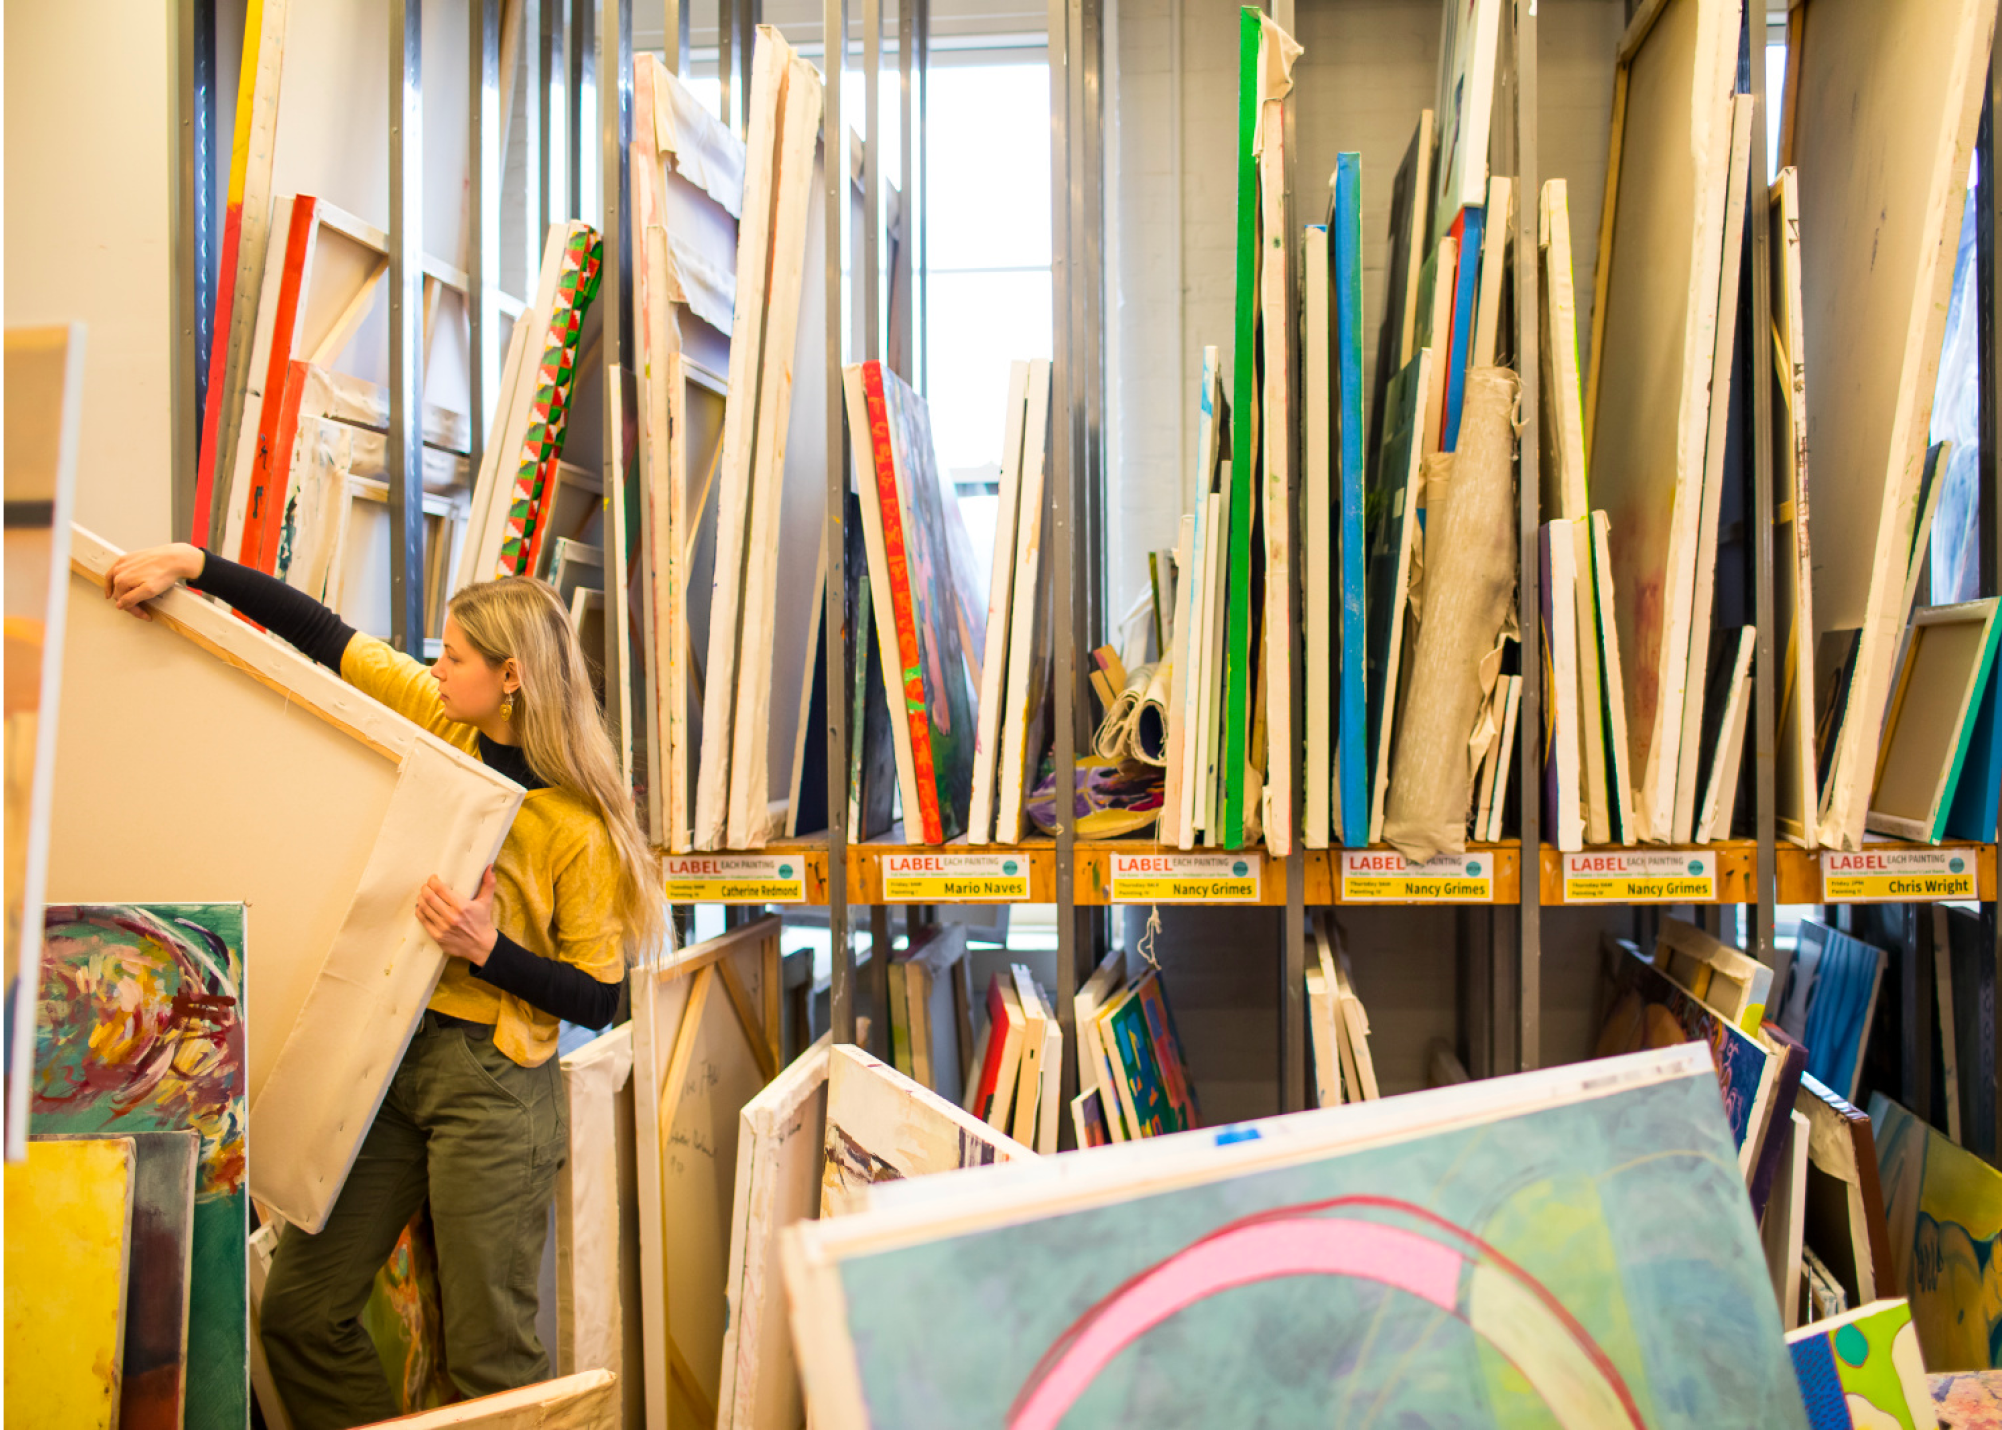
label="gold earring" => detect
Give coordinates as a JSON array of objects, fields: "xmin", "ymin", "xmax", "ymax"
[{"xmin": 501, "ymin": 692, "xmax": 515, "ymax": 721}]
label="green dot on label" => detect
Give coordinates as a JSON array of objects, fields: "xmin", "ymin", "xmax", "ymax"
[
  {"xmin": 1233, "ymin": 860, "xmax": 1248, "ymax": 877},
  {"xmin": 1687, "ymin": 860, "xmax": 1703, "ymax": 875},
  {"xmin": 1003, "ymin": 860, "xmax": 1019, "ymax": 876},
  {"xmin": 1950, "ymin": 856, "xmax": 1966, "ymax": 874},
  {"xmin": 1467, "ymin": 861, "xmax": 1481, "ymax": 876},
  {"xmin": 778, "ymin": 864, "xmax": 794, "ymax": 879}
]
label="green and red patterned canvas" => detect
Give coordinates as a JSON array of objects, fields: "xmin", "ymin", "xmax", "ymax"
[{"xmin": 496, "ymin": 225, "xmax": 604, "ymax": 578}]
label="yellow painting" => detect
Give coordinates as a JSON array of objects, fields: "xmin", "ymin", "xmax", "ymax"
[{"xmin": 4, "ymin": 1135, "xmax": 134, "ymax": 1427}]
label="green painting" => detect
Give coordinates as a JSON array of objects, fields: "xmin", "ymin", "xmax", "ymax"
[
  {"xmin": 806, "ymin": 1049, "xmax": 1808, "ymax": 1428},
  {"xmin": 33, "ymin": 904, "xmax": 248, "ymax": 1430}
]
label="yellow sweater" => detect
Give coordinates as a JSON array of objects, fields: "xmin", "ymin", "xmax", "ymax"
[{"xmin": 343, "ymin": 636, "xmax": 624, "ymax": 1067}]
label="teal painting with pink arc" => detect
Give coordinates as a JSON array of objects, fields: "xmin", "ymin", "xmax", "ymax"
[
  {"xmin": 496, "ymin": 225, "xmax": 604, "ymax": 579},
  {"xmin": 32, "ymin": 903, "xmax": 249, "ymax": 1430},
  {"xmin": 820, "ymin": 1048, "xmax": 1810, "ymax": 1428}
]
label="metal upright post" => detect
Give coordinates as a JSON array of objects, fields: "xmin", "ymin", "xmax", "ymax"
[
  {"xmin": 542, "ymin": 0, "xmax": 567, "ymax": 224},
  {"xmin": 663, "ymin": 0, "xmax": 687, "ymax": 73},
  {"xmin": 572, "ymin": 0, "xmax": 595, "ymax": 218},
  {"xmin": 894, "ymin": 0, "xmax": 916, "ymax": 376},
  {"xmin": 1512, "ymin": 0, "xmax": 1541, "ymax": 1070},
  {"xmin": 915, "ymin": 0, "xmax": 930, "ymax": 390},
  {"xmin": 1269, "ymin": 0, "xmax": 1304, "ymax": 1115},
  {"xmin": 1985, "ymin": 70, "xmax": 2000, "ymax": 606},
  {"xmin": 523, "ymin": 0, "xmax": 545, "ymax": 297},
  {"xmin": 721, "ymin": 0, "xmax": 736, "ymax": 128},
  {"xmin": 1978, "ymin": 59, "xmax": 2001, "ymax": 1159},
  {"xmin": 1048, "ymin": 0, "xmax": 1081, "ymax": 1139},
  {"xmin": 864, "ymin": 0, "xmax": 882, "ymax": 362},
  {"xmin": 471, "ymin": 0, "xmax": 501, "ymax": 481},
  {"xmin": 388, "ymin": 0, "xmax": 427, "ymax": 653},
  {"xmin": 601, "ymin": 0, "xmax": 632, "ymax": 757},
  {"xmin": 1748, "ymin": 16, "xmax": 1779, "ymax": 972},
  {"xmin": 826, "ymin": 0, "xmax": 855, "ymax": 1044}
]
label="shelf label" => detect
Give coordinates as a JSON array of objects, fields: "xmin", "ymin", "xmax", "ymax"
[
  {"xmin": 1820, "ymin": 848, "xmax": 1976, "ymax": 903},
  {"xmin": 881, "ymin": 852, "xmax": 1030, "ymax": 901},
  {"xmin": 1341, "ymin": 851, "xmax": 1495, "ymax": 903},
  {"xmin": 1108, "ymin": 852, "xmax": 1261, "ymax": 903},
  {"xmin": 1562, "ymin": 850, "xmax": 1716, "ymax": 903},
  {"xmin": 664, "ymin": 855, "xmax": 807, "ymax": 903}
]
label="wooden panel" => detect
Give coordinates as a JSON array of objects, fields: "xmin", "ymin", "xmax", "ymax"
[
  {"xmin": 1788, "ymin": 0, "xmax": 1998, "ymax": 846},
  {"xmin": 718, "ymin": 1038, "xmax": 831, "ymax": 1430},
  {"xmin": 632, "ymin": 920, "xmax": 780, "ymax": 1430},
  {"xmin": 1583, "ymin": 0, "xmax": 1739, "ymax": 841}
]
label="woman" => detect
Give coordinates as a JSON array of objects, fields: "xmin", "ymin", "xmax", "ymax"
[{"xmin": 106, "ymin": 542, "xmax": 662, "ymax": 1429}]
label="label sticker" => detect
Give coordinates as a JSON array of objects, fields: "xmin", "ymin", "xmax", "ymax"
[
  {"xmin": 1820, "ymin": 848, "xmax": 1977, "ymax": 903},
  {"xmin": 881, "ymin": 852, "xmax": 1031, "ymax": 901},
  {"xmin": 1340, "ymin": 850, "xmax": 1495, "ymax": 903},
  {"xmin": 663, "ymin": 855, "xmax": 807, "ymax": 903},
  {"xmin": 1561, "ymin": 850, "xmax": 1717, "ymax": 903},
  {"xmin": 1108, "ymin": 852, "xmax": 1262, "ymax": 903}
]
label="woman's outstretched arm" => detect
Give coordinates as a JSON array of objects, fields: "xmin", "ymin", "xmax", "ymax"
[{"xmin": 105, "ymin": 542, "xmax": 358, "ymax": 671}]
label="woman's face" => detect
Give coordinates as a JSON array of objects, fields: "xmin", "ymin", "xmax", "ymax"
[{"xmin": 432, "ymin": 615, "xmax": 517, "ymax": 724}]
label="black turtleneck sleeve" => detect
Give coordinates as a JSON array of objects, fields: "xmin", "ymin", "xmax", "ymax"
[{"xmin": 186, "ymin": 550, "xmax": 358, "ymax": 672}]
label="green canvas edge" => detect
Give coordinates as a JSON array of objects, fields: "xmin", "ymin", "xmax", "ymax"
[{"xmin": 1223, "ymin": 5, "xmax": 1261, "ymax": 848}]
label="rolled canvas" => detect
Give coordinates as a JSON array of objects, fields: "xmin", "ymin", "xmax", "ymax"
[{"xmin": 1384, "ymin": 367, "xmax": 1521, "ymax": 862}]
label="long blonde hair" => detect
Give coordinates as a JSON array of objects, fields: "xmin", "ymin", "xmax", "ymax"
[{"xmin": 449, "ymin": 577, "xmax": 664, "ymax": 955}]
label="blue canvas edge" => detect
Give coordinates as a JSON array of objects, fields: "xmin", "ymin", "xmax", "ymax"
[
  {"xmin": 1938, "ymin": 603, "xmax": 2002, "ymax": 841},
  {"xmin": 1441, "ymin": 204, "xmax": 1486, "ymax": 452},
  {"xmin": 1335, "ymin": 152, "xmax": 1369, "ymax": 846}
]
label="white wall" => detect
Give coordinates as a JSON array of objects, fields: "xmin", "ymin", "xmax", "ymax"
[{"xmin": 5, "ymin": 3, "xmax": 178, "ymax": 551}]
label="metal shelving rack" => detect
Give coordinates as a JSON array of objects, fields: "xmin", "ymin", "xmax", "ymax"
[{"xmin": 167, "ymin": 0, "xmax": 2002, "ymax": 1157}]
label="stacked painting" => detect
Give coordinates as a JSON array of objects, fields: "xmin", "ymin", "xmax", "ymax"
[
  {"xmin": 631, "ymin": 51, "xmax": 751, "ymax": 851},
  {"xmin": 782, "ymin": 1045, "xmax": 1813, "ymax": 1427},
  {"xmin": 29, "ymin": 903, "xmax": 249, "ymax": 1430},
  {"xmin": 459, "ymin": 221, "xmax": 604, "ymax": 587},
  {"xmin": 844, "ymin": 360, "xmax": 983, "ymax": 845},
  {"xmin": 691, "ymin": 28, "xmax": 832, "ymax": 853},
  {"xmin": 971, "ymin": 359, "xmax": 1055, "ymax": 846}
]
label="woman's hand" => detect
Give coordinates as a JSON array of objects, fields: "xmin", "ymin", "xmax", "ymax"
[
  {"xmin": 416, "ymin": 868, "xmax": 500, "ymax": 966},
  {"xmin": 104, "ymin": 543, "xmax": 205, "ymax": 620}
]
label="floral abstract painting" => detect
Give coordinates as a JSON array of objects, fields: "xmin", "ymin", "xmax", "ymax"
[{"xmin": 34, "ymin": 903, "xmax": 248, "ymax": 1430}]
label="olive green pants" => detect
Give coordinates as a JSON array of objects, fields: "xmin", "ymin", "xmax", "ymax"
[{"xmin": 260, "ymin": 1012, "xmax": 568, "ymax": 1430}]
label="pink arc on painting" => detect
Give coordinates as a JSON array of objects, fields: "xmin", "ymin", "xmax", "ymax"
[{"xmin": 1006, "ymin": 1194, "xmax": 1647, "ymax": 1430}]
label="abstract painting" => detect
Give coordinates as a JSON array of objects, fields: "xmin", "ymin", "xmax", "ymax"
[
  {"xmin": 1786, "ymin": 1299, "xmax": 1934, "ymax": 1429},
  {"xmin": 39, "ymin": 1129, "xmax": 199, "ymax": 1430},
  {"xmin": 364, "ymin": 1205, "xmax": 459, "ymax": 1413},
  {"xmin": 4, "ymin": 323, "xmax": 84, "ymax": 1159},
  {"xmin": 784, "ymin": 1046, "xmax": 1810, "ymax": 1429},
  {"xmin": 1872, "ymin": 1094, "xmax": 2002, "ymax": 1371},
  {"xmin": 34, "ymin": 903, "xmax": 249, "ymax": 1429},
  {"xmin": 1596, "ymin": 941, "xmax": 1796, "ymax": 1208},
  {"xmin": 4, "ymin": 1134, "xmax": 133, "ymax": 1428},
  {"xmin": 820, "ymin": 1044, "xmax": 1030, "ymax": 1219}
]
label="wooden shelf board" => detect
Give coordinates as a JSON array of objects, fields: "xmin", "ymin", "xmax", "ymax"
[
  {"xmin": 1537, "ymin": 841, "xmax": 1759, "ymax": 906},
  {"xmin": 1774, "ymin": 839, "xmax": 1997, "ymax": 904}
]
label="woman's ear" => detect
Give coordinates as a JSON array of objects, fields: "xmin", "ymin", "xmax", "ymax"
[{"xmin": 502, "ymin": 658, "xmax": 522, "ymax": 695}]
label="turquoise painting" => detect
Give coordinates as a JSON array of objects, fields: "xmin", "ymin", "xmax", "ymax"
[
  {"xmin": 822, "ymin": 1056, "xmax": 1808, "ymax": 1428},
  {"xmin": 34, "ymin": 904, "xmax": 248, "ymax": 1430}
]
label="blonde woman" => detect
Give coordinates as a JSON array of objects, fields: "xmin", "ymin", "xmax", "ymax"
[{"xmin": 106, "ymin": 542, "xmax": 662, "ymax": 1429}]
